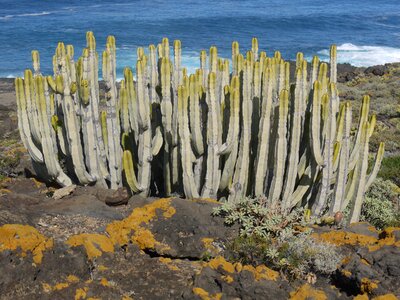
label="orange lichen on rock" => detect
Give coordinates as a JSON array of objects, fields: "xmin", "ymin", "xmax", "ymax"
[
  {"xmin": 204, "ymin": 256, "xmax": 278, "ymax": 281},
  {"xmin": 202, "ymin": 237, "xmax": 220, "ymax": 255},
  {"xmin": 368, "ymin": 228, "xmax": 400, "ymax": 251},
  {"xmin": 54, "ymin": 282, "xmax": 70, "ymax": 291},
  {"xmin": 221, "ymin": 275, "xmax": 234, "ymax": 283},
  {"xmin": 206, "ymin": 256, "xmax": 235, "ymax": 273},
  {"xmin": 341, "ymin": 270, "xmax": 352, "ymax": 277},
  {"xmin": 289, "ymin": 284, "xmax": 327, "ymax": 300},
  {"xmin": 159, "ymin": 257, "xmax": 180, "ymax": 271},
  {"xmin": 67, "ymin": 275, "xmax": 80, "ymax": 283},
  {"xmin": 314, "ymin": 228, "xmax": 400, "ymax": 252},
  {"xmin": 98, "ymin": 265, "xmax": 109, "ymax": 271},
  {"xmin": 372, "ymin": 294, "xmax": 399, "ymax": 300},
  {"xmin": 106, "ymin": 198, "xmax": 175, "ymax": 250},
  {"xmin": 313, "ymin": 231, "xmax": 378, "ymax": 247},
  {"xmin": 242, "ymin": 265, "xmax": 279, "ymax": 281},
  {"xmin": 100, "ymin": 277, "xmax": 111, "ymax": 287},
  {"xmin": 354, "ymin": 294, "xmax": 369, "ymax": 300},
  {"xmin": 193, "ymin": 198, "xmax": 220, "ymax": 204},
  {"xmin": 0, "ymin": 224, "xmax": 53, "ymax": 264},
  {"xmin": 66, "ymin": 233, "xmax": 114, "ymax": 259},
  {"xmin": 360, "ymin": 278, "xmax": 379, "ymax": 294},
  {"xmin": 75, "ymin": 287, "xmax": 89, "ymax": 300},
  {"xmin": 193, "ymin": 287, "xmax": 222, "ymax": 300}
]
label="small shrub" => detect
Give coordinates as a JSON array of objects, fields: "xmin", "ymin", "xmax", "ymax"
[
  {"xmin": 378, "ymin": 155, "xmax": 400, "ymax": 186},
  {"xmin": 213, "ymin": 197, "xmax": 343, "ymax": 279},
  {"xmin": 361, "ymin": 178, "xmax": 400, "ymax": 229}
]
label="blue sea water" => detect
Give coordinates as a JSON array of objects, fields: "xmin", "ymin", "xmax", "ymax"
[{"xmin": 1, "ymin": 0, "xmax": 400, "ymax": 78}]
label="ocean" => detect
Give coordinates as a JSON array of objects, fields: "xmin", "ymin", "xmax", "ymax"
[{"xmin": 1, "ymin": 0, "xmax": 400, "ymax": 78}]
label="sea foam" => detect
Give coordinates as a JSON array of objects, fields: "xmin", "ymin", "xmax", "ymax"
[{"xmin": 317, "ymin": 43, "xmax": 400, "ymax": 67}]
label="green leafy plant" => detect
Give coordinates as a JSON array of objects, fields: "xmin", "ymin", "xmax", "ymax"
[
  {"xmin": 361, "ymin": 178, "xmax": 400, "ymax": 229},
  {"xmin": 213, "ymin": 197, "xmax": 343, "ymax": 279}
]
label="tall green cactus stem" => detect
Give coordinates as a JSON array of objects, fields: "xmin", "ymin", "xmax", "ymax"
[
  {"xmin": 122, "ymin": 150, "xmax": 141, "ymax": 193},
  {"xmin": 349, "ymin": 122, "xmax": 370, "ymax": 223},
  {"xmin": 32, "ymin": 50, "xmax": 41, "ymax": 75},
  {"xmin": 103, "ymin": 36, "xmax": 122, "ymax": 188},
  {"xmin": 349, "ymin": 95, "xmax": 370, "ymax": 170},
  {"xmin": 219, "ymin": 77, "xmax": 240, "ymax": 191},
  {"xmin": 15, "ymin": 77, "xmax": 44, "ymax": 163},
  {"xmin": 281, "ymin": 67, "xmax": 303, "ymax": 209},
  {"xmin": 135, "ymin": 59, "xmax": 157, "ymax": 196},
  {"xmin": 36, "ymin": 76, "xmax": 72, "ymax": 186},
  {"xmin": 148, "ymin": 45, "xmax": 159, "ymax": 104},
  {"xmin": 268, "ymin": 89, "xmax": 289, "ymax": 204},
  {"xmin": 124, "ymin": 67, "xmax": 138, "ymax": 138},
  {"xmin": 310, "ymin": 81, "xmax": 324, "ymax": 166},
  {"xmin": 254, "ymin": 67, "xmax": 273, "ymax": 196},
  {"xmin": 311, "ymin": 56, "xmax": 320, "ymax": 87},
  {"xmin": 330, "ymin": 45, "xmax": 337, "ymax": 84},
  {"xmin": 365, "ymin": 142, "xmax": 385, "ymax": 191},
  {"xmin": 201, "ymin": 72, "xmax": 221, "ymax": 198},
  {"xmin": 85, "ymin": 32, "xmax": 109, "ymax": 176},
  {"xmin": 25, "ymin": 69, "xmax": 42, "ymax": 145},
  {"xmin": 251, "ymin": 38, "xmax": 258, "ymax": 61},
  {"xmin": 331, "ymin": 102, "xmax": 351, "ymax": 214},
  {"xmin": 119, "ymin": 81, "xmax": 130, "ymax": 133},
  {"xmin": 232, "ymin": 41, "xmax": 239, "ymax": 75},
  {"xmin": 178, "ymin": 85, "xmax": 199, "ymax": 198},
  {"xmin": 160, "ymin": 57, "xmax": 173, "ymax": 195},
  {"xmin": 312, "ymin": 91, "xmax": 335, "ymax": 215},
  {"xmin": 229, "ymin": 62, "xmax": 253, "ymax": 202},
  {"xmin": 79, "ymin": 48, "xmax": 107, "ymax": 187}
]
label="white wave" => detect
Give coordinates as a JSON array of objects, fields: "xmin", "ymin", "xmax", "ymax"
[
  {"xmin": 317, "ymin": 43, "xmax": 400, "ymax": 67},
  {"xmin": 0, "ymin": 11, "xmax": 52, "ymax": 20}
]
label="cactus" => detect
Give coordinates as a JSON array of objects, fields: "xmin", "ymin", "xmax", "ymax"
[{"xmin": 16, "ymin": 33, "xmax": 384, "ymax": 223}]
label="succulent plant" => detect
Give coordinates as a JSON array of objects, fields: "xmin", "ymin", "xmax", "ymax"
[{"xmin": 15, "ymin": 33, "xmax": 384, "ymax": 222}]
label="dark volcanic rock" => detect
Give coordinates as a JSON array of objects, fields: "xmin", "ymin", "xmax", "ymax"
[{"xmin": 364, "ymin": 65, "xmax": 388, "ymax": 76}]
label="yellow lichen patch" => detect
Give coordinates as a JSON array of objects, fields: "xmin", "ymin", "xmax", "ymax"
[
  {"xmin": 341, "ymin": 270, "xmax": 352, "ymax": 277},
  {"xmin": 202, "ymin": 237, "xmax": 220, "ymax": 255},
  {"xmin": 31, "ymin": 177, "xmax": 44, "ymax": 188},
  {"xmin": 66, "ymin": 233, "xmax": 114, "ymax": 259},
  {"xmin": 159, "ymin": 257, "xmax": 180, "ymax": 271},
  {"xmin": 361, "ymin": 278, "xmax": 379, "ymax": 294},
  {"xmin": 0, "ymin": 224, "xmax": 53, "ymax": 264},
  {"xmin": 193, "ymin": 198, "xmax": 220, "ymax": 204},
  {"xmin": 106, "ymin": 198, "xmax": 175, "ymax": 250},
  {"xmin": 0, "ymin": 188, "xmax": 11, "ymax": 194},
  {"xmin": 341, "ymin": 256, "xmax": 351, "ymax": 265},
  {"xmin": 221, "ymin": 275, "xmax": 234, "ymax": 283},
  {"xmin": 354, "ymin": 294, "xmax": 369, "ymax": 300},
  {"xmin": 67, "ymin": 275, "xmax": 80, "ymax": 283},
  {"xmin": 242, "ymin": 265, "xmax": 279, "ymax": 281},
  {"xmin": 54, "ymin": 282, "xmax": 70, "ymax": 291},
  {"xmin": 75, "ymin": 287, "xmax": 89, "ymax": 300},
  {"xmin": 100, "ymin": 277, "xmax": 111, "ymax": 287},
  {"xmin": 193, "ymin": 287, "xmax": 222, "ymax": 300},
  {"xmin": 289, "ymin": 284, "xmax": 327, "ymax": 300},
  {"xmin": 368, "ymin": 232, "xmax": 400, "ymax": 252},
  {"xmin": 368, "ymin": 226, "xmax": 379, "ymax": 233},
  {"xmin": 122, "ymin": 295, "xmax": 134, "ymax": 300},
  {"xmin": 206, "ymin": 256, "xmax": 235, "ymax": 273},
  {"xmin": 361, "ymin": 259, "xmax": 371, "ymax": 266},
  {"xmin": 42, "ymin": 283, "xmax": 52, "ymax": 293},
  {"xmin": 98, "ymin": 265, "xmax": 109, "ymax": 271},
  {"xmin": 313, "ymin": 231, "xmax": 378, "ymax": 247},
  {"xmin": 372, "ymin": 294, "xmax": 399, "ymax": 300}
]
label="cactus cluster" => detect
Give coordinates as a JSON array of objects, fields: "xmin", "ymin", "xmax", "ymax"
[{"xmin": 15, "ymin": 32, "xmax": 384, "ymax": 222}]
